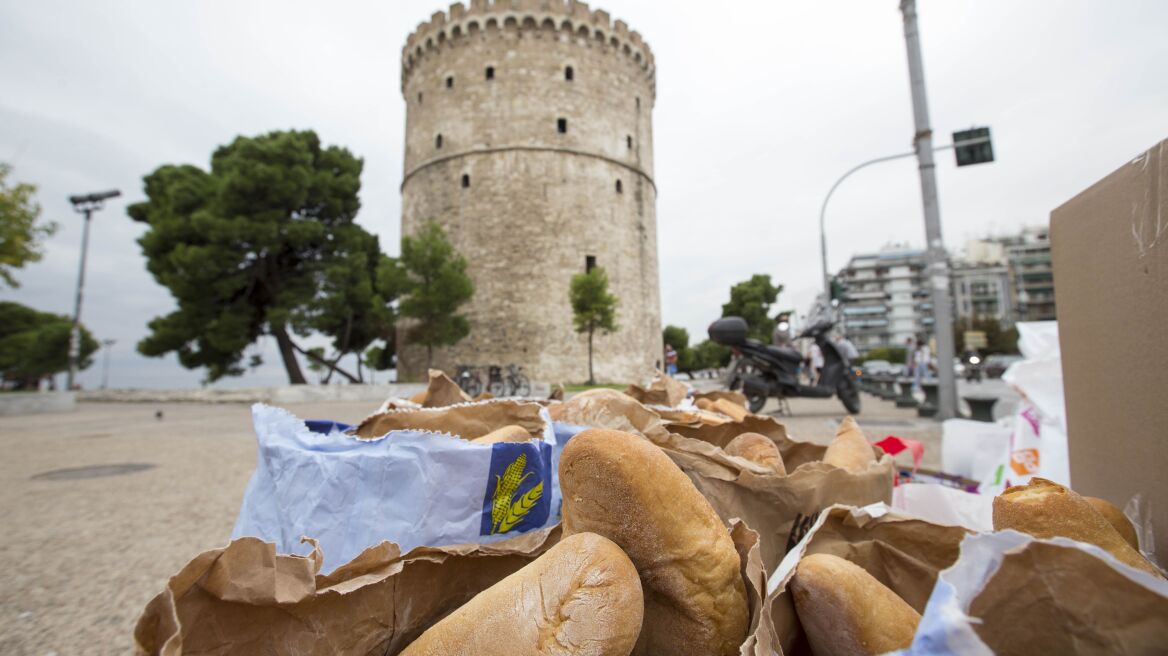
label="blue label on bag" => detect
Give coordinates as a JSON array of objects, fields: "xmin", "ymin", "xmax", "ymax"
[{"xmin": 480, "ymin": 442, "xmax": 552, "ymax": 536}]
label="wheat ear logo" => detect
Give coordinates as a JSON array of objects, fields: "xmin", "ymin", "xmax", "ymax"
[{"xmin": 490, "ymin": 453, "xmax": 544, "ymax": 535}]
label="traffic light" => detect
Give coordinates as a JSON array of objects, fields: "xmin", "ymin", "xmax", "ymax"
[
  {"xmin": 829, "ymin": 277, "xmax": 845, "ymax": 304},
  {"xmin": 953, "ymin": 127, "xmax": 994, "ymax": 167}
]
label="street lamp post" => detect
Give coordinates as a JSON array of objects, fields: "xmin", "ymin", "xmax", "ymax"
[{"xmin": 66, "ymin": 190, "xmax": 120, "ymax": 390}]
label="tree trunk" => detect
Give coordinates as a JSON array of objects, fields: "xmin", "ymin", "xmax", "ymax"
[
  {"xmin": 293, "ymin": 344, "xmax": 361, "ymax": 384},
  {"xmin": 272, "ymin": 324, "xmax": 308, "ymax": 385},
  {"xmin": 587, "ymin": 326, "xmax": 595, "ymax": 385},
  {"xmin": 426, "ymin": 344, "xmax": 433, "ymax": 371},
  {"xmin": 356, "ymin": 352, "xmax": 364, "ymax": 383}
]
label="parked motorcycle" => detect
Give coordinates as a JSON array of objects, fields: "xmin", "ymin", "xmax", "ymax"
[
  {"xmin": 709, "ymin": 316, "xmax": 861, "ymax": 414},
  {"xmin": 964, "ymin": 353, "xmax": 983, "ymax": 383}
]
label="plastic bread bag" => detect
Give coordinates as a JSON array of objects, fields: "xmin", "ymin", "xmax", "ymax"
[{"xmin": 232, "ymin": 404, "xmax": 556, "ymax": 573}]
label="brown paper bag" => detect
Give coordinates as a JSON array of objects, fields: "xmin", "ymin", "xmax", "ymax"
[
  {"xmin": 765, "ymin": 505, "xmax": 970, "ymax": 656},
  {"xmin": 623, "ymin": 373, "xmax": 689, "ymax": 407},
  {"xmin": 415, "ymin": 369, "xmax": 472, "ymax": 407},
  {"xmin": 352, "ymin": 398, "xmax": 548, "ymax": 440},
  {"xmin": 135, "ymin": 520, "xmax": 777, "ymax": 655},
  {"xmin": 134, "ymin": 526, "xmax": 560, "ymax": 655},
  {"xmin": 693, "ymin": 389, "xmax": 749, "ymax": 408}
]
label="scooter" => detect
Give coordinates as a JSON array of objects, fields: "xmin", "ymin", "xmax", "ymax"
[
  {"xmin": 964, "ymin": 354, "xmax": 983, "ymax": 383},
  {"xmin": 709, "ymin": 316, "xmax": 861, "ymax": 415}
]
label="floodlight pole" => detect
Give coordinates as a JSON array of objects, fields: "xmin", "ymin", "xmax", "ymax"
[
  {"xmin": 901, "ymin": 0, "xmax": 957, "ymax": 420},
  {"xmin": 66, "ymin": 190, "xmax": 120, "ymax": 390},
  {"xmin": 101, "ymin": 339, "xmax": 116, "ymax": 389}
]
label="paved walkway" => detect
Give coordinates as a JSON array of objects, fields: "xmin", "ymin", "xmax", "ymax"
[{"xmin": 0, "ymin": 392, "xmax": 954, "ymax": 654}]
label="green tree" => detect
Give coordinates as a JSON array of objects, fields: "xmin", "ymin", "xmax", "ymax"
[
  {"xmin": 0, "ymin": 163, "xmax": 57, "ymax": 288},
  {"xmin": 0, "ymin": 301, "xmax": 98, "ymax": 389},
  {"xmin": 662, "ymin": 324, "xmax": 697, "ymax": 373},
  {"xmin": 570, "ymin": 267, "xmax": 618, "ymax": 384},
  {"xmin": 398, "ymin": 221, "xmax": 474, "ymax": 370},
  {"xmin": 128, "ymin": 129, "xmax": 382, "ymax": 385},
  {"xmin": 692, "ymin": 339, "xmax": 732, "ymax": 370},
  {"xmin": 721, "ymin": 274, "xmax": 783, "ymax": 342},
  {"xmin": 953, "ymin": 317, "xmax": 1019, "ymax": 355},
  {"xmin": 855, "ymin": 345, "xmax": 907, "ymax": 365}
]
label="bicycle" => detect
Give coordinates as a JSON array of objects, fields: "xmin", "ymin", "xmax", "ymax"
[
  {"xmin": 506, "ymin": 364, "xmax": 531, "ymax": 397},
  {"xmin": 455, "ymin": 364, "xmax": 482, "ymax": 397}
]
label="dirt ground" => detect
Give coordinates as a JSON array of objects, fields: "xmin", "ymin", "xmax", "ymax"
[{"xmin": 0, "ymin": 393, "xmax": 940, "ymax": 655}]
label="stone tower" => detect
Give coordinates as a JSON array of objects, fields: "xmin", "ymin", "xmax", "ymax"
[{"xmin": 398, "ymin": 0, "xmax": 661, "ymax": 384}]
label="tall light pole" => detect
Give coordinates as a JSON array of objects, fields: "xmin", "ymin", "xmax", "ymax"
[
  {"xmin": 900, "ymin": 0, "xmax": 957, "ymax": 419},
  {"xmin": 66, "ymin": 190, "xmax": 120, "ymax": 390},
  {"xmin": 100, "ymin": 339, "xmax": 116, "ymax": 389}
]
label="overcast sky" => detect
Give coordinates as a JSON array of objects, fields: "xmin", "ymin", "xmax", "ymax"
[{"xmin": 1, "ymin": 0, "xmax": 1165, "ymax": 389}]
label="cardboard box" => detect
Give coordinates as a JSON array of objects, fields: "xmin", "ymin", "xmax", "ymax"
[{"xmin": 1050, "ymin": 139, "xmax": 1167, "ymax": 565}]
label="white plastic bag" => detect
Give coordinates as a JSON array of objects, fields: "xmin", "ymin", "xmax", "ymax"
[
  {"xmin": 232, "ymin": 404, "xmax": 557, "ymax": 573},
  {"xmin": 892, "ymin": 483, "xmax": 994, "ymax": 533}
]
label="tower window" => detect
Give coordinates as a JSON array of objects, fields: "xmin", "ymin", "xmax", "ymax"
[
  {"xmin": 446, "ymin": 76, "xmax": 454, "ymax": 88},
  {"xmin": 461, "ymin": 174, "xmax": 470, "ymax": 188},
  {"xmin": 565, "ymin": 65, "xmax": 574, "ymax": 81},
  {"xmin": 557, "ymin": 118, "xmax": 567, "ymax": 133},
  {"xmin": 627, "ymin": 135, "xmax": 633, "ymax": 149},
  {"xmin": 585, "ymin": 255, "xmax": 597, "ymax": 272},
  {"xmin": 485, "ymin": 66, "xmax": 495, "ymax": 80},
  {"xmin": 615, "ymin": 179, "xmax": 623, "ymax": 194},
  {"xmin": 418, "ymin": 92, "xmax": 423, "ymax": 103},
  {"xmin": 636, "ymin": 96, "xmax": 640, "ymax": 111},
  {"xmin": 435, "ymin": 134, "xmax": 443, "ymax": 149}
]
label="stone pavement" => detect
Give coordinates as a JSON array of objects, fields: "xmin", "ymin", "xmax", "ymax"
[{"xmin": 0, "ymin": 393, "xmax": 951, "ymax": 655}]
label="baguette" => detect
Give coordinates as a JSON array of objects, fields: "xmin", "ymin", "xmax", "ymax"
[
  {"xmin": 993, "ymin": 478, "xmax": 1161, "ymax": 577},
  {"xmin": 559, "ymin": 429, "xmax": 748, "ymax": 656},
  {"xmin": 791, "ymin": 553, "xmax": 920, "ymax": 656},
  {"xmin": 712, "ymin": 398, "xmax": 748, "ymax": 422},
  {"xmin": 822, "ymin": 416, "xmax": 875, "ymax": 473},
  {"xmin": 470, "ymin": 424, "xmax": 532, "ymax": 445},
  {"xmin": 1085, "ymin": 496, "xmax": 1140, "ymax": 551},
  {"xmin": 401, "ymin": 532, "xmax": 643, "ymax": 656},
  {"xmin": 724, "ymin": 432, "xmax": 786, "ymax": 475}
]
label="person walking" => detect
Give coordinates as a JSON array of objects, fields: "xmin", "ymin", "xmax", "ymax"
[
  {"xmin": 913, "ymin": 337, "xmax": 931, "ymax": 391},
  {"xmin": 809, "ymin": 342, "xmax": 824, "ymax": 385},
  {"xmin": 664, "ymin": 343, "xmax": 679, "ymax": 377}
]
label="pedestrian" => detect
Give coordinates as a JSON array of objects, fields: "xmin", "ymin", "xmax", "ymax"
[
  {"xmin": 664, "ymin": 343, "xmax": 678, "ymax": 377},
  {"xmin": 809, "ymin": 342, "xmax": 824, "ymax": 385},
  {"xmin": 913, "ymin": 337, "xmax": 931, "ymax": 391}
]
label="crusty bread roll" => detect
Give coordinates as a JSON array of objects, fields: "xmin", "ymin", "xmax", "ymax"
[
  {"xmin": 791, "ymin": 553, "xmax": 920, "ymax": 656},
  {"xmin": 559, "ymin": 429, "xmax": 748, "ymax": 656},
  {"xmin": 822, "ymin": 416, "xmax": 876, "ymax": 473},
  {"xmin": 470, "ymin": 424, "xmax": 532, "ymax": 445},
  {"xmin": 712, "ymin": 398, "xmax": 749, "ymax": 421},
  {"xmin": 724, "ymin": 432, "xmax": 786, "ymax": 475},
  {"xmin": 401, "ymin": 532, "xmax": 643, "ymax": 656},
  {"xmin": 695, "ymin": 397, "xmax": 714, "ymax": 411},
  {"xmin": 1085, "ymin": 496, "xmax": 1140, "ymax": 551},
  {"xmin": 993, "ymin": 478, "xmax": 1161, "ymax": 577}
]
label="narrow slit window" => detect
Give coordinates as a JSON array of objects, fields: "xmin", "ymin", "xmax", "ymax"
[
  {"xmin": 565, "ymin": 65, "xmax": 574, "ymax": 81},
  {"xmin": 557, "ymin": 118, "xmax": 567, "ymax": 133},
  {"xmin": 585, "ymin": 255, "xmax": 597, "ymax": 272},
  {"xmin": 461, "ymin": 174, "xmax": 470, "ymax": 188},
  {"xmin": 435, "ymin": 134, "xmax": 443, "ymax": 149},
  {"xmin": 418, "ymin": 92, "xmax": 423, "ymax": 103},
  {"xmin": 636, "ymin": 96, "xmax": 640, "ymax": 111},
  {"xmin": 615, "ymin": 179, "xmax": 623, "ymax": 194},
  {"xmin": 627, "ymin": 135, "xmax": 633, "ymax": 149},
  {"xmin": 446, "ymin": 76, "xmax": 454, "ymax": 88},
  {"xmin": 485, "ymin": 66, "xmax": 495, "ymax": 80}
]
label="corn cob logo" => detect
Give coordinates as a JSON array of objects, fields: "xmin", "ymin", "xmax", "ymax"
[{"xmin": 488, "ymin": 453, "xmax": 544, "ymax": 534}]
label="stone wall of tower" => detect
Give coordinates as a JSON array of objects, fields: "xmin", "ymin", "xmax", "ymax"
[{"xmin": 397, "ymin": 1, "xmax": 661, "ymax": 384}]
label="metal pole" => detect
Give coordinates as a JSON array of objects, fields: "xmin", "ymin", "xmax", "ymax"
[
  {"xmin": 66, "ymin": 208, "xmax": 94, "ymax": 391},
  {"xmin": 101, "ymin": 339, "xmax": 115, "ymax": 389},
  {"xmin": 901, "ymin": 0, "xmax": 958, "ymax": 420}
]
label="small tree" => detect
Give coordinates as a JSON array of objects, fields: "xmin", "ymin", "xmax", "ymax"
[
  {"xmin": 0, "ymin": 301, "xmax": 98, "ymax": 389},
  {"xmin": 570, "ymin": 267, "xmax": 618, "ymax": 384},
  {"xmin": 0, "ymin": 163, "xmax": 57, "ymax": 288},
  {"xmin": 398, "ymin": 221, "xmax": 474, "ymax": 370},
  {"xmin": 721, "ymin": 274, "xmax": 783, "ymax": 342},
  {"xmin": 692, "ymin": 339, "xmax": 732, "ymax": 371}
]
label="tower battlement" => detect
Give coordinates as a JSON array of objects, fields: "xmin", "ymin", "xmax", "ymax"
[{"xmin": 401, "ymin": 1, "xmax": 655, "ymax": 94}]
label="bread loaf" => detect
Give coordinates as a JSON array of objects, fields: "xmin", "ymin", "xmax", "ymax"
[
  {"xmin": 695, "ymin": 397, "xmax": 714, "ymax": 411},
  {"xmin": 712, "ymin": 398, "xmax": 749, "ymax": 422},
  {"xmin": 470, "ymin": 424, "xmax": 532, "ymax": 445},
  {"xmin": 1085, "ymin": 496, "xmax": 1140, "ymax": 550},
  {"xmin": 822, "ymin": 416, "xmax": 876, "ymax": 473},
  {"xmin": 790, "ymin": 553, "xmax": 920, "ymax": 656},
  {"xmin": 401, "ymin": 532, "xmax": 643, "ymax": 656},
  {"xmin": 993, "ymin": 478, "xmax": 1161, "ymax": 577},
  {"xmin": 724, "ymin": 432, "xmax": 786, "ymax": 475},
  {"xmin": 559, "ymin": 429, "xmax": 748, "ymax": 656}
]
